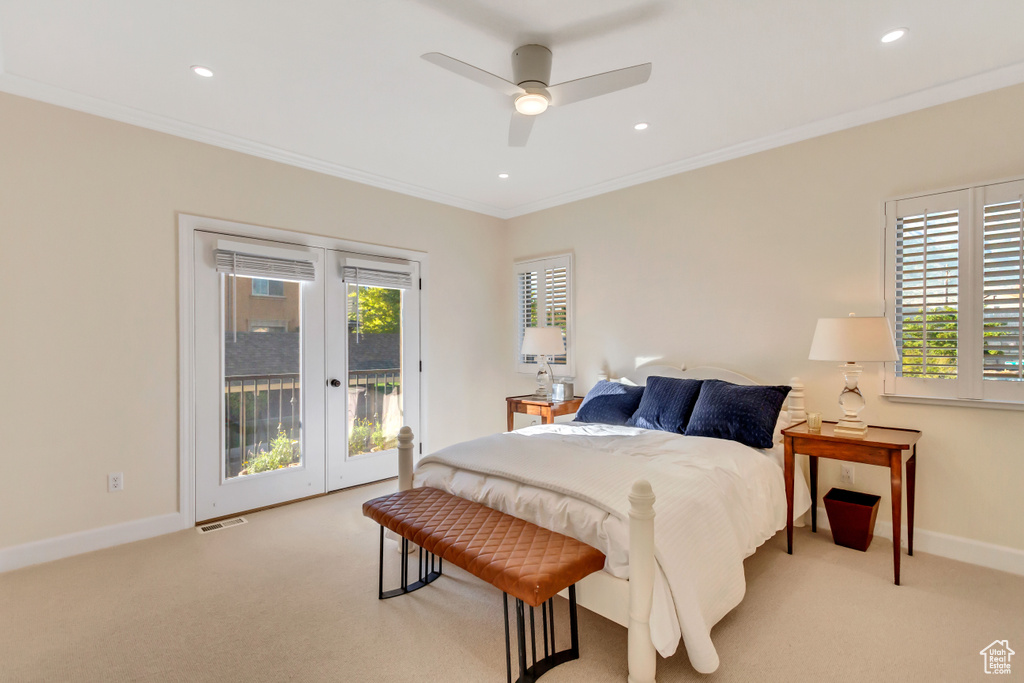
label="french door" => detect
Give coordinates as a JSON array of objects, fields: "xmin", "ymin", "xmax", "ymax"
[
  {"xmin": 325, "ymin": 251, "xmax": 419, "ymax": 491},
  {"xmin": 193, "ymin": 231, "xmax": 419, "ymax": 522}
]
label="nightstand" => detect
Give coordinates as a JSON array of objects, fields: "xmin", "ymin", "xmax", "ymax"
[
  {"xmin": 782, "ymin": 420, "xmax": 921, "ymax": 585},
  {"xmin": 506, "ymin": 395, "xmax": 583, "ymax": 432}
]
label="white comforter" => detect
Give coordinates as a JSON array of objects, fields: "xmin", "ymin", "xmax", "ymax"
[{"xmin": 414, "ymin": 423, "xmax": 811, "ymax": 674}]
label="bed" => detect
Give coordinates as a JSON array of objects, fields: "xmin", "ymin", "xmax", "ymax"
[{"xmin": 397, "ymin": 364, "xmax": 812, "ymax": 681}]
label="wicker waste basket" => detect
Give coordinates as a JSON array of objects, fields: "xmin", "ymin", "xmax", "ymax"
[{"xmin": 823, "ymin": 488, "xmax": 880, "ymax": 552}]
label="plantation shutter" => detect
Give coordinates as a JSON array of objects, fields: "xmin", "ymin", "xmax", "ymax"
[
  {"xmin": 517, "ymin": 270, "xmax": 540, "ymax": 363},
  {"xmin": 515, "ymin": 254, "xmax": 573, "ymax": 373},
  {"xmin": 887, "ymin": 181, "xmax": 1024, "ymax": 405},
  {"xmin": 982, "ymin": 197, "xmax": 1024, "ymax": 381},
  {"xmin": 894, "ymin": 208, "xmax": 960, "ymax": 379}
]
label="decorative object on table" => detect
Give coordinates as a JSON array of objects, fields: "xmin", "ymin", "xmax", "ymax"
[
  {"xmin": 551, "ymin": 379, "xmax": 574, "ymax": 402},
  {"xmin": 808, "ymin": 314, "xmax": 898, "ymax": 437},
  {"xmin": 823, "ymin": 488, "xmax": 880, "ymax": 552},
  {"xmin": 806, "ymin": 411, "xmax": 822, "ymax": 432},
  {"xmin": 521, "ymin": 326, "xmax": 565, "ymax": 399}
]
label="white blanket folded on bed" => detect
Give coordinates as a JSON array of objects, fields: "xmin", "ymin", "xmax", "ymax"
[{"xmin": 415, "ymin": 422, "xmax": 811, "ymax": 674}]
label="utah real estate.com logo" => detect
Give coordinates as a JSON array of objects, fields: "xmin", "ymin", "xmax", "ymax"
[{"xmin": 980, "ymin": 640, "xmax": 1014, "ymax": 675}]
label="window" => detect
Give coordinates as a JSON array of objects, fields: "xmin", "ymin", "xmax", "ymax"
[
  {"xmin": 515, "ymin": 254, "xmax": 573, "ymax": 375},
  {"xmin": 252, "ymin": 278, "xmax": 285, "ymax": 297},
  {"xmin": 885, "ymin": 178, "xmax": 1024, "ymax": 405}
]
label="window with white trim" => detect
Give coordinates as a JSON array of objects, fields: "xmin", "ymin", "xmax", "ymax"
[
  {"xmin": 515, "ymin": 254, "xmax": 574, "ymax": 375},
  {"xmin": 251, "ymin": 278, "xmax": 285, "ymax": 297},
  {"xmin": 885, "ymin": 178, "xmax": 1024, "ymax": 405}
]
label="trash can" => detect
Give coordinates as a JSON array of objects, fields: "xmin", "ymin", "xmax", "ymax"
[{"xmin": 823, "ymin": 488, "xmax": 880, "ymax": 552}]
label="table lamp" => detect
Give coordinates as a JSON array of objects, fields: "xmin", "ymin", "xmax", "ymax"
[
  {"xmin": 808, "ymin": 314, "xmax": 898, "ymax": 437},
  {"xmin": 521, "ymin": 327, "xmax": 565, "ymax": 399}
]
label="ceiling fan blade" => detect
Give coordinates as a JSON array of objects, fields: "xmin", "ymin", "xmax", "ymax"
[
  {"xmin": 547, "ymin": 62, "xmax": 652, "ymax": 107},
  {"xmin": 422, "ymin": 52, "xmax": 524, "ymax": 97},
  {"xmin": 508, "ymin": 112, "xmax": 535, "ymax": 147}
]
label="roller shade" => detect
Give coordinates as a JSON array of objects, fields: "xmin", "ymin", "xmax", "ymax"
[
  {"xmin": 215, "ymin": 250, "xmax": 316, "ymax": 282},
  {"xmin": 342, "ymin": 266, "xmax": 413, "ymax": 290}
]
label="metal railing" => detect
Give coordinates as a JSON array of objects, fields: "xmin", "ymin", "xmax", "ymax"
[
  {"xmin": 224, "ymin": 373, "xmax": 301, "ymax": 478},
  {"xmin": 221, "ymin": 369, "xmax": 401, "ymax": 476},
  {"xmin": 349, "ymin": 368, "xmax": 401, "ymax": 423}
]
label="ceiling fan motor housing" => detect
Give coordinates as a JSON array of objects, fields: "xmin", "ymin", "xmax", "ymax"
[{"xmin": 512, "ymin": 44, "xmax": 552, "ymax": 88}]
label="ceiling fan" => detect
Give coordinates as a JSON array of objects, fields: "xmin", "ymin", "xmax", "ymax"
[{"xmin": 422, "ymin": 45, "xmax": 652, "ymax": 147}]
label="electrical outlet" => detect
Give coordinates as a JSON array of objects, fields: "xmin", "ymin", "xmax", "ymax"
[
  {"xmin": 839, "ymin": 464, "xmax": 854, "ymax": 485},
  {"xmin": 108, "ymin": 472, "xmax": 124, "ymax": 492}
]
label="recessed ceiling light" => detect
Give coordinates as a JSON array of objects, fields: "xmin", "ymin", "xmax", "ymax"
[
  {"xmin": 191, "ymin": 65, "xmax": 214, "ymax": 78},
  {"xmin": 498, "ymin": 173, "xmax": 509, "ymax": 179},
  {"xmin": 881, "ymin": 28, "xmax": 908, "ymax": 44},
  {"xmin": 634, "ymin": 122, "xmax": 649, "ymax": 131}
]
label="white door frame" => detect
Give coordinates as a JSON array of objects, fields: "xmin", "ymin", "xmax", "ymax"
[{"xmin": 178, "ymin": 213, "xmax": 428, "ymax": 527}]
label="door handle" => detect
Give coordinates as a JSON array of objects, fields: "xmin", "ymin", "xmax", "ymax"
[{"xmin": 329, "ymin": 379, "xmax": 342, "ymax": 388}]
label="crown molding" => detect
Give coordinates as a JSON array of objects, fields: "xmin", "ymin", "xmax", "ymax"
[
  {"xmin": 0, "ymin": 71, "xmax": 507, "ymax": 219},
  {"xmin": 503, "ymin": 60, "xmax": 1024, "ymax": 218},
  {"xmin": 3, "ymin": 58, "xmax": 1024, "ymax": 222}
]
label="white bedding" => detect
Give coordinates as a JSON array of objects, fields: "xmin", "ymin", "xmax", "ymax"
[{"xmin": 414, "ymin": 422, "xmax": 811, "ymax": 674}]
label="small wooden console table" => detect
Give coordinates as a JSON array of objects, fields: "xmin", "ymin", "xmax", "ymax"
[
  {"xmin": 506, "ymin": 395, "xmax": 583, "ymax": 432},
  {"xmin": 782, "ymin": 421, "xmax": 921, "ymax": 585}
]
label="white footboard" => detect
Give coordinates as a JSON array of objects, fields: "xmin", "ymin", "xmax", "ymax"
[{"xmin": 396, "ymin": 425, "xmax": 658, "ymax": 683}]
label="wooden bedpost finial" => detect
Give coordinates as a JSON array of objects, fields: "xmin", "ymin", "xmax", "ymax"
[
  {"xmin": 397, "ymin": 426, "xmax": 415, "ymax": 491},
  {"xmin": 627, "ymin": 478, "xmax": 657, "ymax": 683},
  {"xmin": 788, "ymin": 377, "xmax": 806, "ymax": 424},
  {"xmin": 628, "ymin": 480, "xmax": 656, "ymax": 519},
  {"xmin": 398, "ymin": 426, "xmax": 414, "ymax": 446}
]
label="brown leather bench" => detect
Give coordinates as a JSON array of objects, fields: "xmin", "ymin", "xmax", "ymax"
[{"xmin": 363, "ymin": 486, "xmax": 606, "ymax": 683}]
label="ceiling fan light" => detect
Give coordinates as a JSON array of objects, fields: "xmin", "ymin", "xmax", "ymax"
[{"xmin": 515, "ymin": 93, "xmax": 549, "ymax": 116}]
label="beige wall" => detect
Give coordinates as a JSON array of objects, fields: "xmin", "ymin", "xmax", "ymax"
[
  {"xmin": 507, "ymin": 83, "xmax": 1024, "ymax": 552},
  {"xmin": 5, "ymin": 80, "xmax": 1024, "ymax": 557},
  {"xmin": 0, "ymin": 92, "xmax": 510, "ymax": 549}
]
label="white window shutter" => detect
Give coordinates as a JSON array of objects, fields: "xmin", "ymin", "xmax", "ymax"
[
  {"xmin": 515, "ymin": 254, "xmax": 573, "ymax": 375},
  {"xmin": 894, "ymin": 208, "xmax": 960, "ymax": 380}
]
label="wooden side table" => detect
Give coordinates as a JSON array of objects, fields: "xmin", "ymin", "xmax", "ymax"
[
  {"xmin": 506, "ymin": 395, "xmax": 583, "ymax": 432},
  {"xmin": 782, "ymin": 421, "xmax": 921, "ymax": 585}
]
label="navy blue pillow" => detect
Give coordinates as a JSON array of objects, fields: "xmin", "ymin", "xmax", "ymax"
[
  {"xmin": 684, "ymin": 380, "xmax": 791, "ymax": 449},
  {"xmin": 574, "ymin": 381, "xmax": 646, "ymax": 426},
  {"xmin": 625, "ymin": 376, "xmax": 703, "ymax": 433}
]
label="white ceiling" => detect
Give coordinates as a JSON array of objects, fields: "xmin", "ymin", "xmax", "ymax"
[{"xmin": 3, "ymin": 0, "xmax": 1024, "ymax": 218}]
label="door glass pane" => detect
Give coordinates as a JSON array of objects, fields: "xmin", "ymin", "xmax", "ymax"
[
  {"xmin": 347, "ymin": 284, "xmax": 402, "ymax": 456},
  {"xmin": 223, "ymin": 275, "xmax": 303, "ymax": 479}
]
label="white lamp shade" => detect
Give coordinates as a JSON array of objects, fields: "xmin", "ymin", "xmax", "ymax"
[
  {"xmin": 808, "ymin": 316, "xmax": 898, "ymax": 362},
  {"xmin": 521, "ymin": 326, "xmax": 564, "ymax": 356}
]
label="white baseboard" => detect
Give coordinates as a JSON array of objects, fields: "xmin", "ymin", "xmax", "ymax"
[
  {"xmin": 814, "ymin": 506, "xmax": 1024, "ymax": 577},
  {"xmin": 0, "ymin": 512, "xmax": 189, "ymax": 573}
]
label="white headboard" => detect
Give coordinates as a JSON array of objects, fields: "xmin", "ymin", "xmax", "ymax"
[{"xmin": 622, "ymin": 363, "xmax": 806, "ymax": 424}]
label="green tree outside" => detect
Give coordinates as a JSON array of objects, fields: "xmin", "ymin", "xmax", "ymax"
[{"xmin": 348, "ymin": 286, "xmax": 400, "ymax": 333}]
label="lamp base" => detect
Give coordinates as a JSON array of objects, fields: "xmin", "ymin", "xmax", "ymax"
[
  {"xmin": 534, "ymin": 359, "xmax": 553, "ymax": 400},
  {"xmin": 834, "ymin": 420, "xmax": 868, "ymax": 438},
  {"xmin": 834, "ymin": 362, "xmax": 868, "ymax": 439}
]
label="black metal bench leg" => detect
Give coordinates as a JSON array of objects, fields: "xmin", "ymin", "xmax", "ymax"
[
  {"xmin": 504, "ymin": 594, "xmax": 512, "ymax": 683},
  {"xmin": 376, "ymin": 525, "xmax": 442, "ymax": 600},
  {"xmin": 504, "ymin": 586, "xmax": 581, "ymax": 683}
]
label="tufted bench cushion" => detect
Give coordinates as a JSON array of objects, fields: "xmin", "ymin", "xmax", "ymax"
[{"xmin": 363, "ymin": 486, "xmax": 606, "ymax": 607}]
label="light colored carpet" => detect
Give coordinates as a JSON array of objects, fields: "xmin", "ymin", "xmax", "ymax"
[{"xmin": 1, "ymin": 480, "xmax": 1021, "ymax": 682}]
